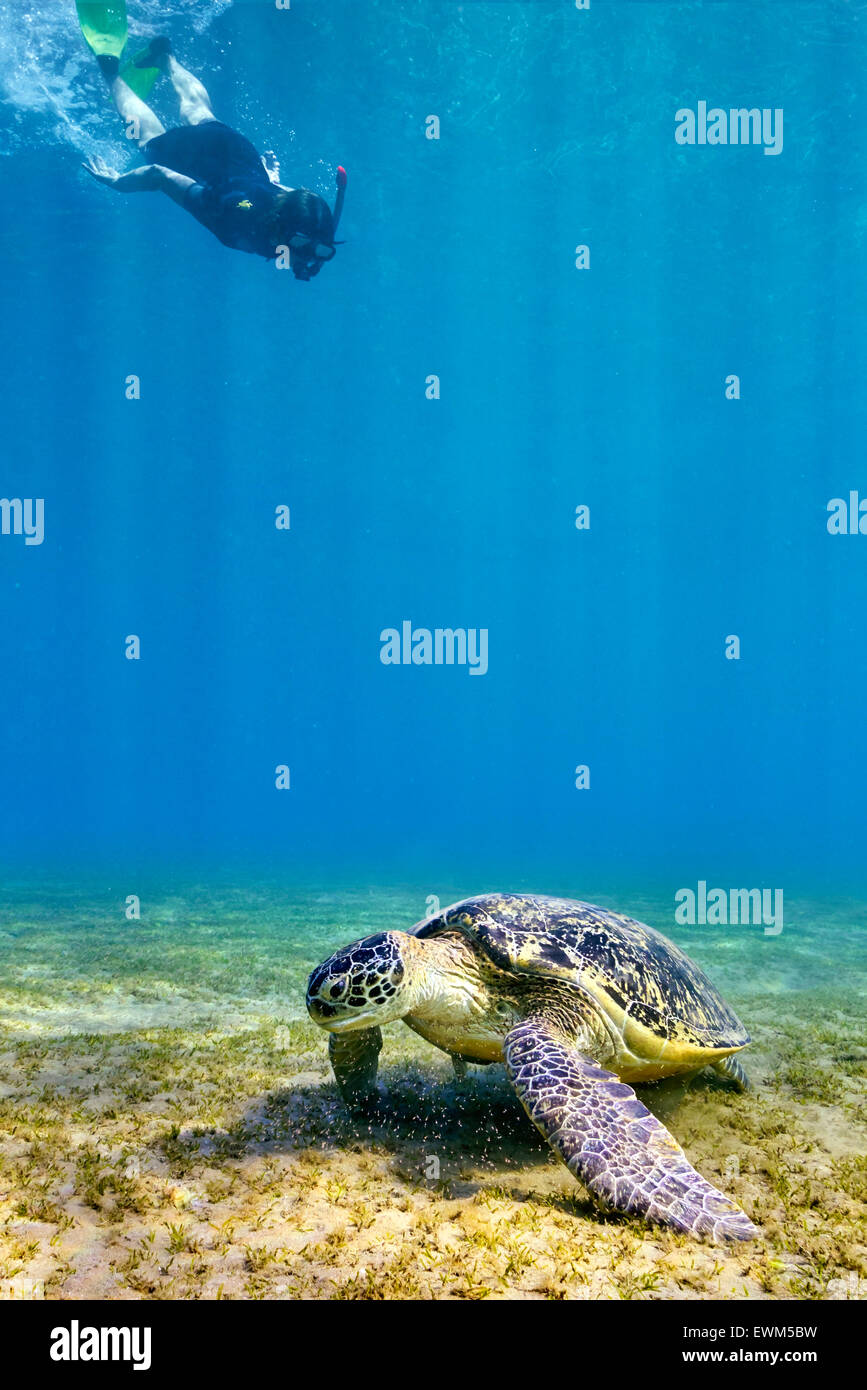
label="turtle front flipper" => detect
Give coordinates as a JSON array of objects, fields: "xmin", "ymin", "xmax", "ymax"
[
  {"xmin": 328, "ymin": 1028, "xmax": 383, "ymax": 1110},
  {"xmin": 503, "ymin": 1018, "xmax": 757, "ymax": 1242}
]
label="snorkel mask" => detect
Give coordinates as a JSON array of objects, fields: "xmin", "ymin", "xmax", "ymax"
[{"xmin": 291, "ymin": 166, "xmax": 347, "ymax": 281}]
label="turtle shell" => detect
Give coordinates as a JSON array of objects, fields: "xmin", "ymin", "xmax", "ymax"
[{"xmin": 413, "ymin": 893, "xmax": 749, "ymax": 1065}]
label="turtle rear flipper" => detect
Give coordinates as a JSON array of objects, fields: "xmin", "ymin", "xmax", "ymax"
[
  {"xmin": 711, "ymin": 1054, "xmax": 750, "ymax": 1092},
  {"xmin": 328, "ymin": 1027, "xmax": 383, "ymax": 1110},
  {"xmin": 504, "ymin": 1018, "xmax": 757, "ymax": 1243}
]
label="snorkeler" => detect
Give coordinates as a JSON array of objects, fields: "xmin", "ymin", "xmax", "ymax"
[{"xmin": 76, "ymin": 1, "xmax": 345, "ymax": 281}]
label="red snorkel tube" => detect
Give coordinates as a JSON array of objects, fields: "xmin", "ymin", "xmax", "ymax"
[{"xmin": 332, "ymin": 166, "xmax": 347, "ymax": 235}]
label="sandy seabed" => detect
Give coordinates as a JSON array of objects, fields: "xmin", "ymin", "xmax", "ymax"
[{"xmin": 0, "ymin": 885, "xmax": 864, "ymax": 1301}]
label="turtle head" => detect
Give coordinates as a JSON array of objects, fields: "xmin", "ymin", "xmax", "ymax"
[{"xmin": 306, "ymin": 932, "xmax": 420, "ymax": 1033}]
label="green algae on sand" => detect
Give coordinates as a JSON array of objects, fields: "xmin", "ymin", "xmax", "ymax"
[{"xmin": 0, "ymin": 885, "xmax": 864, "ymax": 1300}]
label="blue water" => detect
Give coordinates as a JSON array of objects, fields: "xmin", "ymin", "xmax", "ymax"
[{"xmin": 0, "ymin": 0, "xmax": 865, "ymax": 904}]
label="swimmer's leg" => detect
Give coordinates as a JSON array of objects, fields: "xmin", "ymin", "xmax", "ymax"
[
  {"xmin": 165, "ymin": 52, "xmax": 217, "ymax": 126},
  {"xmin": 103, "ymin": 67, "xmax": 165, "ymax": 146}
]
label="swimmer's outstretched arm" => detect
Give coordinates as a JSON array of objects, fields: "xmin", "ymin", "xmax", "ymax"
[{"xmin": 82, "ymin": 158, "xmax": 197, "ymax": 207}]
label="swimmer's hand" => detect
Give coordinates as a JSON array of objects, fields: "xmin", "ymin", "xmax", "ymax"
[
  {"xmin": 82, "ymin": 156, "xmax": 124, "ymax": 188},
  {"xmin": 262, "ymin": 150, "xmax": 281, "ymax": 185}
]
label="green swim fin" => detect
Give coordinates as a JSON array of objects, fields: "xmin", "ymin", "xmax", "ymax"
[
  {"xmin": 77, "ymin": 3, "xmax": 161, "ymax": 100},
  {"xmin": 119, "ymin": 48, "xmax": 161, "ymax": 101},
  {"xmin": 76, "ymin": 1, "xmax": 128, "ymax": 60}
]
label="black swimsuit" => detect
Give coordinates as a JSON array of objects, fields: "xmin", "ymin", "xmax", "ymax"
[{"xmin": 144, "ymin": 120, "xmax": 280, "ymax": 258}]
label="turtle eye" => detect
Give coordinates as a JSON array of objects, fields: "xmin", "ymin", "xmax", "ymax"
[
  {"xmin": 328, "ymin": 976, "xmax": 348, "ymax": 1001},
  {"xmin": 495, "ymin": 1002, "xmax": 511, "ymax": 1018}
]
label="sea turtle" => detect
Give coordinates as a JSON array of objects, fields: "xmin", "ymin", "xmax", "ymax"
[{"xmin": 306, "ymin": 893, "xmax": 757, "ymax": 1241}]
